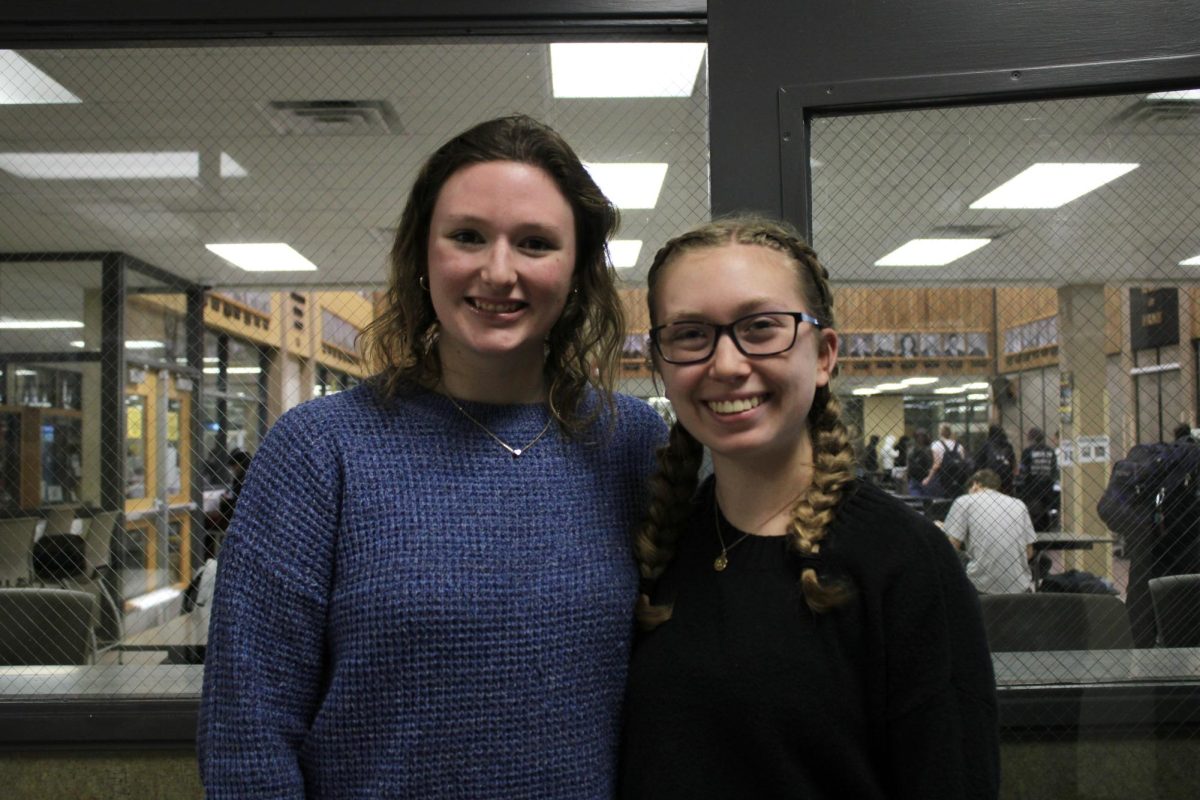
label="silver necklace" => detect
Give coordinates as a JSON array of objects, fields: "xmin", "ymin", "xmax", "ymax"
[
  {"xmin": 713, "ymin": 502, "xmax": 752, "ymax": 571},
  {"xmin": 444, "ymin": 393, "xmax": 554, "ymax": 458}
]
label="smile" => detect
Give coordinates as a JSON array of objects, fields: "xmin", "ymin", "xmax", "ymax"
[
  {"xmin": 469, "ymin": 298, "xmax": 526, "ymax": 314},
  {"xmin": 705, "ymin": 395, "xmax": 766, "ymax": 415}
]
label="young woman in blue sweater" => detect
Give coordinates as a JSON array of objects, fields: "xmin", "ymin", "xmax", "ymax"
[
  {"xmin": 199, "ymin": 115, "xmax": 666, "ymax": 798},
  {"xmin": 621, "ymin": 217, "xmax": 999, "ymax": 799}
]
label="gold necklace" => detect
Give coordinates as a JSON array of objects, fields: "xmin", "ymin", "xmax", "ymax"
[
  {"xmin": 713, "ymin": 502, "xmax": 753, "ymax": 571},
  {"xmin": 444, "ymin": 393, "xmax": 554, "ymax": 458},
  {"xmin": 712, "ymin": 473, "xmax": 814, "ymax": 572}
]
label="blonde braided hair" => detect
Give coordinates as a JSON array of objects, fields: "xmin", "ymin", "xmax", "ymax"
[{"xmin": 633, "ymin": 217, "xmax": 855, "ymax": 628}]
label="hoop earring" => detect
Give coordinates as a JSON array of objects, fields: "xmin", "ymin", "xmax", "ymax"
[{"xmin": 419, "ymin": 275, "xmax": 429, "ymax": 292}]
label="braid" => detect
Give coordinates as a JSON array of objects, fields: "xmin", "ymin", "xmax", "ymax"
[
  {"xmin": 632, "ymin": 421, "xmax": 704, "ymax": 630},
  {"xmin": 788, "ymin": 387, "xmax": 856, "ymax": 612}
]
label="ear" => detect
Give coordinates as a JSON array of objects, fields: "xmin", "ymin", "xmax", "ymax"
[{"xmin": 816, "ymin": 329, "xmax": 838, "ymax": 388}]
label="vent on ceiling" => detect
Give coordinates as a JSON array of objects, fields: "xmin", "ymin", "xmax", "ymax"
[
  {"xmin": 1111, "ymin": 98, "xmax": 1200, "ymax": 125},
  {"xmin": 264, "ymin": 100, "xmax": 402, "ymax": 136}
]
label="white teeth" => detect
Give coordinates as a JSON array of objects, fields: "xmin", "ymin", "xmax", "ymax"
[
  {"xmin": 707, "ymin": 396, "xmax": 764, "ymax": 414},
  {"xmin": 473, "ymin": 299, "xmax": 522, "ymax": 313}
]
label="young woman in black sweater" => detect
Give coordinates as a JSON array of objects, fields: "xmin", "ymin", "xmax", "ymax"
[{"xmin": 621, "ymin": 217, "xmax": 999, "ymax": 799}]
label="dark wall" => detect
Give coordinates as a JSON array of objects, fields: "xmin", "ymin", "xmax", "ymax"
[{"xmin": 708, "ymin": 0, "xmax": 1200, "ymax": 218}]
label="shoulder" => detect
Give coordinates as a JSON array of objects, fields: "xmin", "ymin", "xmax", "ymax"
[
  {"xmin": 828, "ymin": 481, "xmax": 948, "ymax": 563},
  {"xmin": 610, "ymin": 393, "xmax": 670, "ymax": 442}
]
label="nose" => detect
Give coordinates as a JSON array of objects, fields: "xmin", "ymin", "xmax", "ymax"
[
  {"xmin": 708, "ymin": 329, "xmax": 750, "ymax": 381},
  {"xmin": 481, "ymin": 239, "xmax": 518, "ymax": 288}
]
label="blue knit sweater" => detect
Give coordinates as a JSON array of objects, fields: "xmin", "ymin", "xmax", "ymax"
[{"xmin": 198, "ymin": 382, "xmax": 666, "ymax": 798}]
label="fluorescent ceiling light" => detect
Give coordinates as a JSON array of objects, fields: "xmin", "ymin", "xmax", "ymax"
[
  {"xmin": 584, "ymin": 163, "xmax": 668, "ymax": 209},
  {"xmin": 875, "ymin": 238, "xmax": 991, "ymax": 267},
  {"xmin": 203, "ymin": 366, "xmax": 263, "ymax": 375},
  {"xmin": 70, "ymin": 340, "xmax": 85, "ymax": 348},
  {"xmin": 969, "ymin": 162, "xmax": 1138, "ymax": 209},
  {"xmin": 852, "ymin": 388, "xmax": 881, "ymax": 396},
  {"xmin": 1180, "ymin": 253, "xmax": 1200, "ymax": 266},
  {"xmin": 0, "ymin": 150, "xmax": 247, "ymax": 179},
  {"xmin": 609, "ymin": 239, "xmax": 643, "ymax": 268},
  {"xmin": 0, "ymin": 318, "xmax": 84, "ymax": 329},
  {"xmin": 967, "ymin": 393, "xmax": 988, "ymax": 400},
  {"xmin": 550, "ymin": 42, "xmax": 706, "ymax": 98},
  {"xmin": 900, "ymin": 376, "xmax": 939, "ymax": 386},
  {"xmin": 875, "ymin": 383, "xmax": 906, "ymax": 391},
  {"xmin": 0, "ymin": 50, "xmax": 80, "ymax": 105},
  {"xmin": 206, "ymin": 243, "xmax": 318, "ymax": 272},
  {"xmin": 15, "ymin": 369, "xmax": 38, "ymax": 376},
  {"xmin": 962, "ymin": 381, "xmax": 990, "ymax": 390},
  {"xmin": 933, "ymin": 387, "xmax": 965, "ymax": 395},
  {"xmin": 125, "ymin": 340, "xmax": 165, "ymax": 350},
  {"xmin": 1147, "ymin": 89, "xmax": 1200, "ymax": 102}
]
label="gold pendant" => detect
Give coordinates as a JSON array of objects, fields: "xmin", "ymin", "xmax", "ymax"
[{"xmin": 713, "ymin": 553, "xmax": 728, "ymax": 571}]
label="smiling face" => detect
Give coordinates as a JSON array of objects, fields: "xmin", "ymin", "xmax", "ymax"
[
  {"xmin": 652, "ymin": 242, "xmax": 838, "ymax": 473},
  {"xmin": 427, "ymin": 159, "xmax": 577, "ymax": 384}
]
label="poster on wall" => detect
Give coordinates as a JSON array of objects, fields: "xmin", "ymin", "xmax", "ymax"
[
  {"xmin": 1130, "ymin": 287, "xmax": 1179, "ymax": 351},
  {"xmin": 1059, "ymin": 371, "xmax": 1073, "ymax": 425}
]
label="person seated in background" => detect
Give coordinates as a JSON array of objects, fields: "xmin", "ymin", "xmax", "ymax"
[{"xmin": 942, "ymin": 469, "xmax": 1036, "ymax": 594}]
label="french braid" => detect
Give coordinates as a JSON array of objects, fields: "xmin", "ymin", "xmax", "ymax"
[
  {"xmin": 631, "ymin": 421, "xmax": 704, "ymax": 629},
  {"xmin": 634, "ymin": 216, "xmax": 854, "ymax": 625}
]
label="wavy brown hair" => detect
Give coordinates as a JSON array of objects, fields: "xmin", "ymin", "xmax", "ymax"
[
  {"xmin": 632, "ymin": 217, "xmax": 856, "ymax": 628},
  {"xmin": 360, "ymin": 114, "xmax": 624, "ymax": 434}
]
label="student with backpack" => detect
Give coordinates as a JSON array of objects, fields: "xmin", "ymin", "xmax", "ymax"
[
  {"xmin": 907, "ymin": 428, "xmax": 934, "ymax": 496},
  {"xmin": 1097, "ymin": 435, "xmax": 1200, "ymax": 647},
  {"xmin": 974, "ymin": 424, "xmax": 1016, "ymax": 495},
  {"xmin": 924, "ymin": 423, "xmax": 970, "ymax": 498}
]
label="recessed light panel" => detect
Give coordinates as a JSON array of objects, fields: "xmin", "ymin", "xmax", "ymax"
[
  {"xmin": 901, "ymin": 377, "xmax": 939, "ymax": 386},
  {"xmin": 875, "ymin": 238, "xmax": 991, "ymax": 267},
  {"xmin": 1180, "ymin": 253, "xmax": 1200, "ymax": 266},
  {"xmin": 852, "ymin": 388, "xmax": 881, "ymax": 396},
  {"xmin": 584, "ymin": 163, "xmax": 668, "ymax": 209},
  {"xmin": 933, "ymin": 387, "xmax": 965, "ymax": 395},
  {"xmin": 0, "ymin": 318, "xmax": 84, "ymax": 330},
  {"xmin": 0, "ymin": 50, "xmax": 80, "ymax": 105},
  {"xmin": 608, "ymin": 239, "xmax": 643, "ymax": 268},
  {"xmin": 550, "ymin": 43, "xmax": 706, "ymax": 98},
  {"xmin": 206, "ymin": 243, "xmax": 318, "ymax": 272},
  {"xmin": 970, "ymin": 163, "xmax": 1138, "ymax": 209},
  {"xmin": 0, "ymin": 151, "xmax": 247, "ymax": 179}
]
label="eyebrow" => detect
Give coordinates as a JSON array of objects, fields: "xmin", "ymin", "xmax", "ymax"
[
  {"xmin": 437, "ymin": 214, "xmax": 567, "ymax": 237},
  {"xmin": 661, "ymin": 298, "xmax": 790, "ymax": 323}
]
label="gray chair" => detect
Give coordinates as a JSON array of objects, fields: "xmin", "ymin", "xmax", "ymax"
[
  {"xmin": 1149, "ymin": 574, "xmax": 1200, "ymax": 647},
  {"xmin": 40, "ymin": 505, "xmax": 79, "ymax": 537},
  {"xmin": 0, "ymin": 587, "xmax": 98, "ymax": 665},
  {"xmin": 978, "ymin": 592, "xmax": 1134, "ymax": 652},
  {"xmin": 0, "ymin": 516, "xmax": 39, "ymax": 586}
]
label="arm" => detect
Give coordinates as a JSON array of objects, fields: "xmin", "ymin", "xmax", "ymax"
[
  {"xmin": 922, "ymin": 443, "xmax": 943, "ymax": 486},
  {"xmin": 883, "ymin": 524, "xmax": 999, "ymax": 800},
  {"xmin": 198, "ymin": 407, "xmax": 342, "ymax": 797}
]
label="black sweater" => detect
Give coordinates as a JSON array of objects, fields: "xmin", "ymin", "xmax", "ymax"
[{"xmin": 621, "ymin": 480, "xmax": 999, "ymax": 800}]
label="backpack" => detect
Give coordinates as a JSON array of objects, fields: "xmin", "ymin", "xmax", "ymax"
[
  {"xmin": 984, "ymin": 444, "xmax": 1013, "ymax": 479},
  {"xmin": 938, "ymin": 440, "xmax": 970, "ymax": 497},
  {"xmin": 1097, "ymin": 442, "xmax": 1200, "ymax": 542},
  {"xmin": 907, "ymin": 446, "xmax": 932, "ymax": 482}
]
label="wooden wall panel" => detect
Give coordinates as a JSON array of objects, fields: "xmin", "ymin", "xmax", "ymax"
[{"xmin": 838, "ymin": 287, "xmax": 993, "ymax": 332}]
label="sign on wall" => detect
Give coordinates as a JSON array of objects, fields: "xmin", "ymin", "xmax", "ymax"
[{"xmin": 1130, "ymin": 288, "xmax": 1180, "ymax": 351}]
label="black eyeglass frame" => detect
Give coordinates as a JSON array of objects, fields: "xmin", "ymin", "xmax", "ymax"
[{"xmin": 649, "ymin": 310, "xmax": 826, "ymax": 365}]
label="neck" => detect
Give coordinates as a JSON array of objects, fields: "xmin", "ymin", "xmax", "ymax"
[
  {"xmin": 437, "ymin": 342, "xmax": 547, "ymax": 404},
  {"xmin": 711, "ymin": 434, "xmax": 816, "ymax": 537}
]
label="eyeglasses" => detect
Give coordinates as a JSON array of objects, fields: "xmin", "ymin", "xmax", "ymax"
[{"xmin": 650, "ymin": 311, "xmax": 825, "ymax": 365}]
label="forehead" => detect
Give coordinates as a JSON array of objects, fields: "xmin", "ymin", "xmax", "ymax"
[
  {"xmin": 432, "ymin": 160, "xmax": 574, "ymax": 228},
  {"xmin": 655, "ymin": 242, "xmax": 806, "ymax": 315}
]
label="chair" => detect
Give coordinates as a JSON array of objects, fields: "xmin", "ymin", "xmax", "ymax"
[
  {"xmin": 80, "ymin": 509, "xmax": 122, "ymax": 575},
  {"xmin": 0, "ymin": 516, "xmax": 39, "ymax": 586},
  {"xmin": 978, "ymin": 592, "xmax": 1134, "ymax": 652},
  {"xmin": 0, "ymin": 587, "xmax": 98, "ymax": 665},
  {"xmin": 1149, "ymin": 574, "xmax": 1200, "ymax": 647},
  {"xmin": 40, "ymin": 505, "xmax": 79, "ymax": 537}
]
